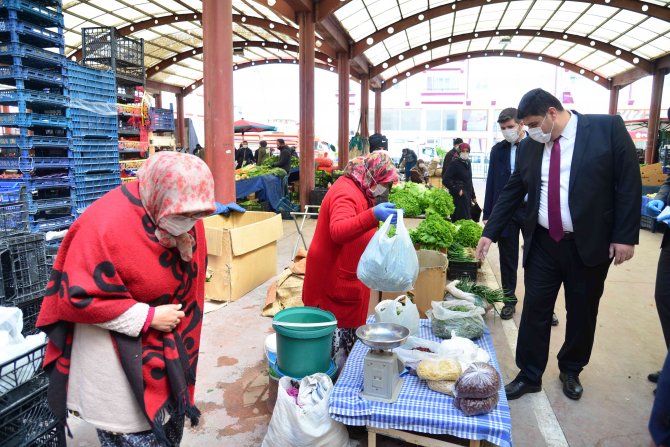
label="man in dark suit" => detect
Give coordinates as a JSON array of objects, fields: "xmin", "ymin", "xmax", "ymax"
[
  {"xmin": 484, "ymin": 108, "xmax": 558, "ymax": 325},
  {"xmin": 650, "ymin": 350, "xmax": 670, "ymax": 446},
  {"xmin": 476, "ymin": 88, "xmax": 641, "ymax": 401}
]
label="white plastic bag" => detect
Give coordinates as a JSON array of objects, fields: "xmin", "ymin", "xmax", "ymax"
[
  {"xmin": 427, "ymin": 300, "xmax": 485, "ymax": 340},
  {"xmin": 262, "ymin": 373, "xmax": 352, "ymax": 447},
  {"xmin": 445, "ymin": 280, "xmax": 477, "ymax": 303},
  {"xmin": 393, "ymin": 336, "xmax": 442, "ymax": 366},
  {"xmin": 357, "ymin": 210, "xmax": 419, "ymax": 292},
  {"xmin": 374, "ymin": 295, "xmax": 420, "ymax": 335}
]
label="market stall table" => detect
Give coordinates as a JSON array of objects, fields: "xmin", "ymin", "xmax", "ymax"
[
  {"xmin": 329, "ymin": 317, "xmax": 512, "ymax": 447},
  {"xmin": 235, "ymin": 174, "xmax": 284, "ymax": 211}
]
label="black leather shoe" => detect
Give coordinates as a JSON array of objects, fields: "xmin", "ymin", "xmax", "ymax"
[
  {"xmin": 551, "ymin": 313, "xmax": 559, "ymax": 326},
  {"xmin": 648, "ymin": 371, "xmax": 662, "ymax": 383},
  {"xmin": 559, "ymin": 372, "xmax": 583, "ymax": 400},
  {"xmin": 500, "ymin": 303, "xmax": 516, "ymax": 320},
  {"xmin": 505, "ymin": 378, "xmax": 542, "ymax": 400}
]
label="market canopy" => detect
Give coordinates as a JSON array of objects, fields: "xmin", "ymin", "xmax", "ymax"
[
  {"xmin": 234, "ymin": 119, "xmax": 278, "ymax": 134},
  {"xmin": 61, "ymin": 0, "xmax": 670, "ymax": 93}
]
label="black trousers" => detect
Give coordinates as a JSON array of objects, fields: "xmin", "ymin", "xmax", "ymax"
[
  {"xmin": 498, "ymin": 208, "xmax": 525, "ymax": 303},
  {"xmin": 517, "ymin": 226, "xmax": 611, "ymax": 384},
  {"xmin": 655, "ymin": 247, "xmax": 670, "ymax": 349}
]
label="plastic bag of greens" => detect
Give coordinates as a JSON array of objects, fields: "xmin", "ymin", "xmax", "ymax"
[
  {"xmin": 357, "ymin": 209, "xmax": 419, "ymax": 292},
  {"xmin": 427, "ymin": 300, "xmax": 485, "ymax": 340}
]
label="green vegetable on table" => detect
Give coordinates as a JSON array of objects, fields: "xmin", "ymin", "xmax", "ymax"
[
  {"xmin": 261, "ymin": 155, "xmax": 299, "ymax": 169},
  {"xmin": 447, "ymin": 242, "xmax": 477, "ymax": 262},
  {"xmin": 389, "ymin": 182, "xmax": 427, "ymax": 217},
  {"xmin": 453, "ymin": 219, "xmax": 483, "ymax": 248},
  {"xmin": 423, "ymin": 187, "xmax": 455, "ymax": 219},
  {"xmin": 455, "ymin": 278, "xmax": 511, "ymax": 305},
  {"xmin": 409, "ymin": 209, "xmax": 455, "ymax": 250},
  {"xmin": 315, "ymin": 170, "xmax": 332, "ymax": 188},
  {"xmin": 246, "ymin": 166, "xmax": 287, "ymax": 178}
]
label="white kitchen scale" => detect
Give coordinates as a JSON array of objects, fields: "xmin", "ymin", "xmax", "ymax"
[{"xmin": 356, "ymin": 323, "xmax": 410, "ymax": 404}]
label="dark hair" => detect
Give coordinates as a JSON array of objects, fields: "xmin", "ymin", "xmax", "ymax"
[
  {"xmin": 497, "ymin": 107, "xmax": 520, "ymax": 124},
  {"xmin": 517, "ymin": 88, "xmax": 564, "ymax": 119},
  {"xmin": 277, "ymin": 138, "xmax": 285, "ymax": 145},
  {"xmin": 259, "ymin": 140, "xmax": 267, "ymax": 147},
  {"xmin": 453, "ymin": 138, "xmax": 463, "ymax": 145}
]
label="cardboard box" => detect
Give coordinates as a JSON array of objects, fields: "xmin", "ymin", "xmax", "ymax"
[
  {"xmin": 368, "ymin": 250, "xmax": 448, "ymax": 318},
  {"xmin": 641, "ymin": 163, "xmax": 666, "ymax": 186},
  {"xmin": 204, "ymin": 211, "xmax": 283, "ymax": 302},
  {"xmin": 429, "ymin": 176, "xmax": 443, "ymax": 189}
]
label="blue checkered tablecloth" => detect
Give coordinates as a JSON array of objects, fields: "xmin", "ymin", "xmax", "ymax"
[{"xmin": 329, "ymin": 317, "xmax": 513, "ymax": 447}]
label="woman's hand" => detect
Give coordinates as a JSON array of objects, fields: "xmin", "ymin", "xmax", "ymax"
[
  {"xmin": 151, "ymin": 304, "xmax": 185, "ymax": 332},
  {"xmin": 459, "ymin": 190, "xmax": 463, "ymax": 197}
]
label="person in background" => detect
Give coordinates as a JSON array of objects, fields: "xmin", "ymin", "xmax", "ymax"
[
  {"xmin": 646, "ymin": 175, "xmax": 670, "ymax": 388},
  {"xmin": 272, "ymin": 138, "xmax": 292, "ymax": 175},
  {"xmin": 37, "ymin": 152, "xmax": 216, "ymax": 447},
  {"xmin": 256, "ymin": 140, "xmax": 270, "ymax": 166},
  {"xmin": 399, "ymin": 148, "xmax": 418, "ymax": 181},
  {"xmin": 303, "ymin": 151, "xmax": 400, "ymax": 370},
  {"xmin": 235, "ymin": 140, "xmax": 254, "ymax": 168},
  {"xmin": 193, "ymin": 144, "xmax": 204, "ymax": 160},
  {"xmin": 483, "ymin": 108, "xmax": 559, "ymax": 326},
  {"xmin": 476, "ymin": 88, "xmax": 640, "ymax": 402},
  {"xmin": 443, "ymin": 143, "xmax": 475, "ymax": 221},
  {"xmin": 442, "ymin": 137, "xmax": 463, "ymax": 181},
  {"xmin": 410, "ymin": 159, "xmax": 429, "ymax": 185}
]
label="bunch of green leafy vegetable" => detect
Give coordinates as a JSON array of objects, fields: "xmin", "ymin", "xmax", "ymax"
[
  {"xmin": 455, "ymin": 278, "xmax": 510, "ymax": 305},
  {"xmin": 453, "ymin": 219, "xmax": 483, "ymax": 248},
  {"xmin": 424, "ymin": 188, "xmax": 455, "ymax": 219},
  {"xmin": 237, "ymin": 200, "xmax": 264, "ymax": 211},
  {"xmin": 291, "ymin": 156, "xmax": 299, "ymax": 168},
  {"xmin": 409, "ymin": 209, "xmax": 455, "ymax": 250},
  {"xmin": 261, "ymin": 155, "xmax": 278, "ymax": 167},
  {"xmin": 315, "ymin": 170, "xmax": 332, "ymax": 188},
  {"xmin": 389, "ymin": 182, "xmax": 427, "ymax": 217},
  {"xmin": 246, "ymin": 166, "xmax": 287, "ymax": 178},
  {"xmin": 332, "ymin": 170, "xmax": 344, "ymax": 182},
  {"xmin": 447, "ymin": 242, "xmax": 477, "ymax": 262}
]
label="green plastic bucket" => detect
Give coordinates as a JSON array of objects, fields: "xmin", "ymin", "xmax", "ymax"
[{"xmin": 272, "ymin": 307, "xmax": 337, "ymax": 378}]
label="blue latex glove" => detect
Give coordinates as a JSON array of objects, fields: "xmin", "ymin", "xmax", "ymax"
[
  {"xmin": 212, "ymin": 202, "xmax": 247, "ymax": 216},
  {"xmin": 648, "ymin": 199, "xmax": 665, "ymax": 217},
  {"xmin": 373, "ymin": 202, "xmax": 399, "ymax": 225}
]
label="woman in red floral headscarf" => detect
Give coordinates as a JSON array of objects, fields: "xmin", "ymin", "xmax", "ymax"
[
  {"xmin": 37, "ymin": 152, "xmax": 216, "ymax": 447},
  {"xmin": 303, "ymin": 151, "xmax": 399, "ymax": 370}
]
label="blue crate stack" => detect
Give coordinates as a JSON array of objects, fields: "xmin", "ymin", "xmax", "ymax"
[
  {"xmin": 0, "ymin": 2, "xmax": 67, "ymax": 446},
  {"xmin": 67, "ymin": 60, "xmax": 120, "ymax": 217},
  {"xmin": 0, "ymin": 0, "xmax": 73, "ymax": 234}
]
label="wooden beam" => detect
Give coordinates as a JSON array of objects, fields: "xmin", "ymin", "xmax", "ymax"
[
  {"xmin": 368, "ymin": 29, "xmax": 651, "ymax": 78},
  {"xmin": 316, "ymin": 15, "xmax": 350, "ymax": 53},
  {"xmin": 351, "ymin": 0, "xmax": 670, "ymax": 58},
  {"xmin": 611, "ymin": 67, "xmax": 649, "ymax": 87},
  {"xmin": 381, "ymin": 51, "xmax": 610, "ymax": 92},
  {"xmin": 283, "ymin": 0, "xmax": 312, "ymax": 12},
  {"xmin": 145, "ymin": 79, "xmax": 182, "ymax": 94}
]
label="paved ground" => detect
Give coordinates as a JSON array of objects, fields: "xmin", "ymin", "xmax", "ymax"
[{"xmin": 67, "ymin": 180, "xmax": 665, "ymax": 447}]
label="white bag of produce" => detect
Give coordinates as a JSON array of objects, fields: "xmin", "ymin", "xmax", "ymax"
[
  {"xmin": 262, "ymin": 373, "xmax": 353, "ymax": 447},
  {"xmin": 357, "ymin": 210, "xmax": 419, "ymax": 292},
  {"xmin": 393, "ymin": 336, "xmax": 442, "ymax": 366},
  {"xmin": 427, "ymin": 300, "xmax": 485, "ymax": 340},
  {"xmin": 446, "ymin": 280, "xmax": 477, "ymax": 303},
  {"xmin": 374, "ymin": 295, "xmax": 420, "ymax": 335}
]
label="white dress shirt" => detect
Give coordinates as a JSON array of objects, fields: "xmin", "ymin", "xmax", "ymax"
[{"xmin": 538, "ymin": 112, "xmax": 577, "ymax": 232}]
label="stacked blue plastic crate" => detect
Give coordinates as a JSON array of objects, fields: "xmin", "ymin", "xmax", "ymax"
[
  {"xmin": 67, "ymin": 61, "xmax": 120, "ymax": 217},
  {"xmin": 0, "ymin": 0, "xmax": 73, "ymax": 233}
]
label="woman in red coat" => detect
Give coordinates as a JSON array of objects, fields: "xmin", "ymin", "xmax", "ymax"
[{"xmin": 303, "ymin": 151, "xmax": 399, "ymax": 370}]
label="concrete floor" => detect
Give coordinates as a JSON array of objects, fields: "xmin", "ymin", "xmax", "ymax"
[{"xmin": 67, "ymin": 180, "xmax": 665, "ymax": 447}]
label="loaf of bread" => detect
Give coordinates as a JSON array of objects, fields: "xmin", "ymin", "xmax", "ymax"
[
  {"xmin": 453, "ymin": 362, "xmax": 500, "ymax": 399},
  {"xmin": 454, "ymin": 394, "xmax": 499, "ymax": 416},
  {"xmin": 417, "ymin": 359, "xmax": 462, "ymax": 381},
  {"xmin": 427, "ymin": 380, "xmax": 456, "ymax": 396}
]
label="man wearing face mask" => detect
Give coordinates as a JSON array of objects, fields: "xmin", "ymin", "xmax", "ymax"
[
  {"xmin": 235, "ymin": 140, "xmax": 254, "ymax": 169},
  {"xmin": 475, "ymin": 88, "xmax": 641, "ymax": 402},
  {"xmin": 483, "ymin": 108, "xmax": 559, "ymax": 325}
]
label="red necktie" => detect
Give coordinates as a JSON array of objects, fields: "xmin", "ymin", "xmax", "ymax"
[{"xmin": 548, "ymin": 138, "xmax": 563, "ymax": 242}]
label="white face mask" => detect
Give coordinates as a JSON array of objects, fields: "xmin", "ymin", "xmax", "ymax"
[
  {"xmin": 528, "ymin": 115, "xmax": 554, "ymax": 144},
  {"xmin": 160, "ymin": 215, "xmax": 199, "ymax": 236},
  {"xmin": 501, "ymin": 127, "xmax": 520, "ymax": 144},
  {"xmin": 372, "ymin": 183, "xmax": 388, "ymax": 197},
  {"xmin": 460, "ymin": 152, "xmax": 470, "ymax": 160}
]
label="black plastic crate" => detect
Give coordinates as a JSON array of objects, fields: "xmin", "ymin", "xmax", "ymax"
[
  {"xmin": 309, "ymin": 188, "xmax": 328, "ymax": 206},
  {"xmin": 0, "ymin": 240, "xmax": 17, "ymax": 304},
  {"xmin": 641, "ymin": 215, "xmax": 658, "ymax": 232},
  {"xmin": 0, "ymin": 342, "xmax": 46, "ymax": 398},
  {"xmin": 15, "ymin": 294, "xmax": 43, "ymax": 335},
  {"xmin": 81, "ymin": 27, "xmax": 144, "ymax": 85},
  {"xmin": 447, "ymin": 260, "xmax": 479, "ymax": 281},
  {"xmin": 4, "ymin": 232, "xmax": 48, "ymax": 303},
  {"xmin": 0, "ymin": 374, "xmax": 56, "ymax": 446},
  {"xmin": 29, "ymin": 422, "xmax": 65, "ymax": 447}
]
